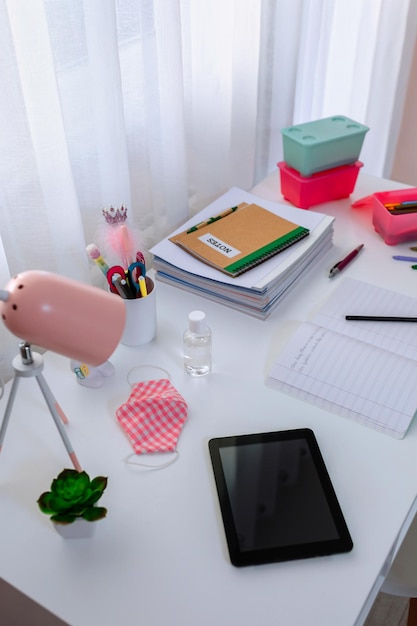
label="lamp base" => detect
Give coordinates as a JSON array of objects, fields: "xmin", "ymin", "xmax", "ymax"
[{"xmin": 0, "ymin": 342, "xmax": 82, "ymax": 471}]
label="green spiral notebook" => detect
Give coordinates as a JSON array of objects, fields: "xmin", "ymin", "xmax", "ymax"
[{"xmin": 169, "ymin": 202, "xmax": 309, "ymax": 277}]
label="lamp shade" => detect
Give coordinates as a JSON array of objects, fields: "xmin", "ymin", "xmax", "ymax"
[{"xmin": 0, "ymin": 271, "xmax": 126, "ymax": 366}]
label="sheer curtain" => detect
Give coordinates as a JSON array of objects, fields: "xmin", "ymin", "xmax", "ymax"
[{"xmin": 0, "ymin": 0, "xmax": 416, "ymax": 380}]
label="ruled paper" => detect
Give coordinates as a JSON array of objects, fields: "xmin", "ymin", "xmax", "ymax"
[
  {"xmin": 312, "ymin": 277, "xmax": 417, "ymax": 360},
  {"xmin": 266, "ymin": 279, "xmax": 417, "ymax": 438}
]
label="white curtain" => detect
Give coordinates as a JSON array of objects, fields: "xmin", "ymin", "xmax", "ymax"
[{"xmin": 0, "ymin": 0, "xmax": 416, "ymax": 380}]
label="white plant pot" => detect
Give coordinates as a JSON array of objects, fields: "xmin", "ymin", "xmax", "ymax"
[{"xmin": 52, "ymin": 518, "xmax": 97, "ymax": 539}]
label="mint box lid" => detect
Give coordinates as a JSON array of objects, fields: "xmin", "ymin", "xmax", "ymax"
[{"xmin": 281, "ymin": 115, "xmax": 369, "ymax": 177}]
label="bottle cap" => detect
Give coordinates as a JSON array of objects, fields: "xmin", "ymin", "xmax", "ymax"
[{"xmin": 188, "ymin": 310, "xmax": 207, "ymax": 334}]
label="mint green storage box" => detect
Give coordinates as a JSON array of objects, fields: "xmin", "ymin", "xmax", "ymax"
[{"xmin": 281, "ymin": 115, "xmax": 369, "ymax": 177}]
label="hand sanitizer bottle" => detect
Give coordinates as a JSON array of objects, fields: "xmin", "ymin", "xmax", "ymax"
[{"xmin": 183, "ymin": 310, "xmax": 212, "ymax": 376}]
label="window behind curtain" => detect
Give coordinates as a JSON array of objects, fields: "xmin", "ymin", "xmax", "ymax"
[{"xmin": 0, "ymin": 0, "xmax": 416, "ymax": 382}]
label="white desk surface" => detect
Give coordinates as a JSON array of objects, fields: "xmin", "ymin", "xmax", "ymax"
[{"xmin": 1, "ymin": 171, "xmax": 416, "ymax": 626}]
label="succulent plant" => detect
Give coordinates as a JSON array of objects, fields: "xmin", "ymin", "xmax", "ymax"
[{"xmin": 37, "ymin": 468, "xmax": 108, "ymax": 524}]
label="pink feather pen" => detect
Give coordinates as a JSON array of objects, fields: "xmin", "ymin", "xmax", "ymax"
[
  {"xmin": 97, "ymin": 205, "xmax": 144, "ymax": 270},
  {"xmin": 104, "ymin": 223, "xmax": 135, "ymax": 268},
  {"xmin": 118, "ymin": 224, "xmax": 135, "ymax": 268}
]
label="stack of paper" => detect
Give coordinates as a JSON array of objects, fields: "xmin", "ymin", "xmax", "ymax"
[{"xmin": 150, "ymin": 188, "xmax": 334, "ymax": 319}]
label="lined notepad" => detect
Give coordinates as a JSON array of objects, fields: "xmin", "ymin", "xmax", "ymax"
[
  {"xmin": 169, "ymin": 203, "xmax": 309, "ymax": 277},
  {"xmin": 266, "ymin": 278, "xmax": 417, "ymax": 438}
]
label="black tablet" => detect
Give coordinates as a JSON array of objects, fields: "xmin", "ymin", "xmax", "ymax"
[{"xmin": 208, "ymin": 428, "xmax": 353, "ymax": 567}]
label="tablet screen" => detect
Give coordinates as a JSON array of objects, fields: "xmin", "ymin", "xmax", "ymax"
[{"xmin": 208, "ymin": 429, "xmax": 353, "ymax": 566}]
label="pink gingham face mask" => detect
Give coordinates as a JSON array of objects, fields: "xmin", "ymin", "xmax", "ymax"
[{"xmin": 116, "ymin": 378, "xmax": 188, "ymax": 465}]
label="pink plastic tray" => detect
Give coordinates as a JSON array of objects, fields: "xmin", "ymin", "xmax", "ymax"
[
  {"xmin": 277, "ymin": 161, "xmax": 363, "ymax": 209},
  {"xmin": 370, "ymin": 188, "xmax": 417, "ymax": 245}
]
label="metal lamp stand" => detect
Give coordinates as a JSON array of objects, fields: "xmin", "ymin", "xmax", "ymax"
[{"xmin": 0, "ymin": 341, "xmax": 82, "ymax": 471}]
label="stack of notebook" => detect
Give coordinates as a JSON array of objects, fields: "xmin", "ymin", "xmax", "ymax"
[{"xmin": 150, "ymin": 188, "xmax": 334, "ymax": 319}]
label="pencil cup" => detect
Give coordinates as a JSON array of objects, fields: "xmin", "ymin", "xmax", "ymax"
[{"xmin": 120, "ymin": 277, "xmax": 157, "ymax": 346}]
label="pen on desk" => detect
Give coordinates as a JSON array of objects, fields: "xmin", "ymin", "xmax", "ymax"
[
  {"xmin": 186, "ymin": 205, "xmax": 240, "ymax": 233},
  {"xmin": 329, "ymin": 244, "xmax": 364, "ymax": 278},
  {"xmin": 345, "ymin": 315, "xmax": 417, "ymax": 322}
]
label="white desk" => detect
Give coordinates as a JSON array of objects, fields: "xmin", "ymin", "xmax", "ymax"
[{"xmin": 1, "ymin": 171, "xmax": 416, "ymax": 626}]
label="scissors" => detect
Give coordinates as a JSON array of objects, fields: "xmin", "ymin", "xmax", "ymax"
[{"xmin": 107, "ymin": 261, "xmax": 146, "ymax": 296}]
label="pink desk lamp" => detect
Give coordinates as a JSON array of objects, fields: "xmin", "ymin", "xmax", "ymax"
[{"xmin": 0, "ymin": 270, "xmax": 126, "ymax": 471}]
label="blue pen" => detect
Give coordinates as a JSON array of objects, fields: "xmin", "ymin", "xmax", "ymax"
[{"xmin": 392, "ymin": 255, "xmax": 417, "ymax": 262}]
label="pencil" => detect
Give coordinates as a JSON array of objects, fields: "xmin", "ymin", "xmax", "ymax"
[{"xmin": 186, "ymin": 205, "xmax": 242, "ymax": 233}]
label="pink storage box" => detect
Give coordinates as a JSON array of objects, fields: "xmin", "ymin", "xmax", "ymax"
[
  {"xmin": 370, "ymin": 188, "xmax": 417, "ymax": 245},
  {"xmin": 277, "ymin": 160, "xmax": 363, "ymax": 209}
]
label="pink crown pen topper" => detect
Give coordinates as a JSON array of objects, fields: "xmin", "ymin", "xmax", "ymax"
[
  {"xmin": 98, "ymin": 204, "xmax": 145, "ymax": 271},
  {"xmin": 102, "ymin": 204, "xmax": 128, "ymax": 225}
]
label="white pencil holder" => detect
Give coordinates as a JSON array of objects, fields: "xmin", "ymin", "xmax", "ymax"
[{"xmin": 120, "ymin": 277, "xmax": 157, "ymax": 346}]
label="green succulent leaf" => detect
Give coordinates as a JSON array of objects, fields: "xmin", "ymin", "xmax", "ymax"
[
  {"xmin": 37, "ymin": 492, "xmax": 57, "ymax": 514},
  {"xmin": 82, "ymin": 490, "xmax": 105, "ymax": 508},
  {"xmin": 82, "ymin": 506, "xmax": 107, "ymax": 522},
  {"xmin": 46, "ymin": 494, "xmax": 80, "ymax": 512},
  {"xmin": 90, "ymin": 476, "xmax": 108, "ymax": 493}
]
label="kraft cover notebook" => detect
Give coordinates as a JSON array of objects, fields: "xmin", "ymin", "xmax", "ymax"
[{"xmin": 169, "ymin": 202, "xmax": 310, "ymax": 277}]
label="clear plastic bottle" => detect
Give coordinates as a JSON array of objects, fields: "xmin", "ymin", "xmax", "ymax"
[{"xmin": 183, "ymin": 310, "xmax": 212, "ymax": 376}]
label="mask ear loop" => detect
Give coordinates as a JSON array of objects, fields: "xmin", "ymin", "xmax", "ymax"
[
  {"xmin": 124, "ymin": 450, "xmax": 179, "ymax": 470},
  {"xmin": 126, "ymin": 365, "xmax": 171, "ymax": 387},
  {"xmin": 124, "ymin": 365, "xmax": 179, "ymax": 469}
]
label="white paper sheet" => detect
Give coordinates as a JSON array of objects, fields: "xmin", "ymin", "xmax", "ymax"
[{"xmin": 266, "ymin": 278, "xmax": 417, "ymax": 438}]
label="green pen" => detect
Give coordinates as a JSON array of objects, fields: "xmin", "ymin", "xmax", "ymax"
[{"xmin": 186, "ymin": 205, "xmax": 240, "ymax": 234}]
